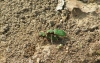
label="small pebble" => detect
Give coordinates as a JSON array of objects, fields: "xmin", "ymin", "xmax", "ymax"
[
  {"xmin": 85, "ymin": 36, "xmax": 92, "ymax": 42},
  {"xmin": 0, "ymin": 24, "xmax": 9, "ymax": 34},
  {"xmin": 0, "ymin": 34, "xmax": 6, "ymax": 41},
  {"xmin": 49, "ymin": 21, "xmax": 55, "ymax": 27},
  {"xmin": 56, "ymin": 44, "xmax": 63, "ymax": 49},
  {"xmin": 81, "ymin": 27, "xmax": 88, "ymax": 32},
  {"xmin": 80, "ymin": 0, "xmax": 88, "ymax": 3},
  {"xmin": 75, "ymin": 28, "xmax": 81, "ymax": 35},
  {"xmin": 90, "ymin": 25, "xmax": 98, "ymax": 32}
]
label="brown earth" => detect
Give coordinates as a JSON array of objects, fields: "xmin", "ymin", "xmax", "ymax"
[{"xmin": 0, "ymin": 0, "xmax": 100, "ymax": 63}]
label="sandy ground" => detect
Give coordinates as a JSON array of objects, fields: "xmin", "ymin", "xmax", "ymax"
[{"xmin": 0, "ymin": 0, "xmax": 100, "ymax": 63}]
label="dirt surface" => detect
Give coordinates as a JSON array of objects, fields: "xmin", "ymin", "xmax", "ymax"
[{"xmin": 0, "ymin": 0, "xmax": 100, "ymax": 63}]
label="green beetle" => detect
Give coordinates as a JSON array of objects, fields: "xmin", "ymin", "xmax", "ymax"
[
  {"xmin": 46, "ymin": 29, "xmax": 54, "ymax": 34},
  {"xmin": 54, "ymin": 29, "xmax": 66, "ymax": 36},
  {"xmin": 39, "ymin": 29, "xmax": 66, "ymax": 43}
]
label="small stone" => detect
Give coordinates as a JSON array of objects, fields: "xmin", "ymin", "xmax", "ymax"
[
  {"xmin": 90, "ymin": 25, "xmax": 98, "ymax": 32},
  {"xmin": 0, "ymin": 24, "xmax": 9, "ymax": 34},
  {"xmin": 62, "ymin": 16, "xmax": 67, "ymax": 22},
  {"xmin": 80, "ymin": 0, "xmax": 88, "ymax": 3},
  {"xmin": 95, "ymin": 57, "xmax": 100, "ymax": 63},
  {"xmin": 49, "ymin": 21, "xmax": 55, "ymax": 27},
  {"xmin": 56, "ymin": 44, "xmax": 63, "ymax": 49},
  {"xmin": 75, "ymin": 28, "xmax": 81, "ymax": 35},
  {"xmin": 0, "ymin": 35, "xmax": 6, "ymax": 41},
  {"xmin": 85, "ymin": 36, "xmax": 92, "ymax": 42},
  {"xmin": 37, "ymin": 58, "xmax": 40, "ymax": 63},
  {"xmin": 81, "ymin": 27, "xmax": 88, "ymax": 32}
]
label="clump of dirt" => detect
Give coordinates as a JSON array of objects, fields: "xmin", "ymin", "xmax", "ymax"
[{"xmin": 0, "ymin": 0, "xmax": 100, "ymax": 63}]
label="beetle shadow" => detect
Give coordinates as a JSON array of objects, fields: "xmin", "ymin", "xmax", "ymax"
[
  {"xmin": 49, "ymin": 36, "xmax": 70, "ymax": 45},
  {"xmin": 39, "ymin": 36, "xmax": 70, "ymax": 45}
]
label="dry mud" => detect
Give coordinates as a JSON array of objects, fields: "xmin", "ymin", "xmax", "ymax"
[{"xmin": 0, "ymin": 0, "xmax": 100, "ymax": 63}]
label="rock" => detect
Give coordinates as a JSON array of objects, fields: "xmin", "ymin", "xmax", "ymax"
[
  {"xmin": 75, "ymin": 28, "xmax": 81, "ymax": 35},
  {"xmin": 0, "ymin": 35, "xmax": 6, "ymax": 41},
  {"xmin": 37, "ymin": 58, "xmax": 40, "ymax": 63},
  {"xmin": 55, "ymin": 0, "xmax": 64, "ymax": 11},
  {"xmin": 81, "ymin": 27, "xmax": 88, "ymax": 32},
  {"xmin": 0, "ymin": 56, "xmax": 6, "ymax": 63},
  {"xmin": 66, "ymin": 0, "xmax": 98, "ymax": 13},
  {"xmin": 49, "ymin": 20, "xmax": 55, "ymax": 27},
  {"xmin": 88, "ymin": 41, "xmax": 100, "ymax": 56},
  {"xmin": 90, "ymin": 25, "xmax": 98, "ymax": 32},
  {"xmin": 61, "ymin": 10, "xmax": 69, "ymax": 21},
  {"xmin": 85, "ymin": 35, "xmax": 92, "ymax": 42},
  {"xmin": 62, "ymin": 16, "xmax": 67, "ymax": 22},
  {"xmin": 95, "ymin": 57, "xmax": 100, "ymax": 63},
  {"xmin": 28, "ymin": 58, "xmax": 33, "ymax": 63},
  {"xmin": 0, "ymin": 24, "xmax": 9, "ymax": 34},
  {"xmin": 32, "ymin": 45, "xmax": 51, "ymax": 62},
  {"xmin": 80, "ymin": 0, "xmax": 88, "ymax": 3}
]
